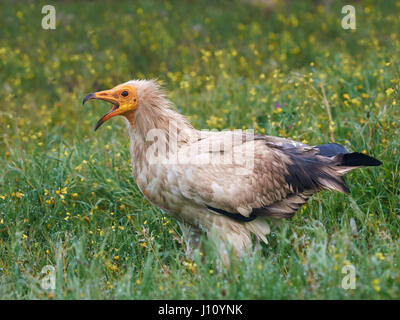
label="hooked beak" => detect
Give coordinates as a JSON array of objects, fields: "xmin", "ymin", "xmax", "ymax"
[{"xmin": 82, "ymin": 90, "xmax": 121, "ymax": 131}]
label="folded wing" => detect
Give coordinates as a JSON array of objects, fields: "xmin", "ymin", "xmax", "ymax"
[{"xmin": 174, "ymin": 132, "xmax": 355, "ymax": 221}]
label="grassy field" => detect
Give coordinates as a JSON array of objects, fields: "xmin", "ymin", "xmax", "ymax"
[{"xmin": 0, "ymin": 0, "xmax": 399, "ymax": 299}]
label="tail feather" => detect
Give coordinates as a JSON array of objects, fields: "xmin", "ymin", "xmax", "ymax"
[
  {"xmin": 336, "ymin": 152, "xmax": 382, "ymax": 167},
  {"xmin": 316, "ymin": 143, "xmax": 382, "ymax": 168}
]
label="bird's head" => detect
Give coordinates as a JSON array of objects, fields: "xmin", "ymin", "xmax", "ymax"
[{"xmin": 83, "ymin": 82, "xmax": 139, "ymax": 131}]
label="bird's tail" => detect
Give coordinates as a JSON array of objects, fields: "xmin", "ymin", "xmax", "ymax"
[
  {"xmin": 332, "ymin": 152, "xmax": 382, "ymax": 174},
  {"xmin": 315, "ymin": 143, "xmax": 382, "ymax": 174}
]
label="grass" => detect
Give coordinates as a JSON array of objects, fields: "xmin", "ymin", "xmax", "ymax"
[{"xmin": 0, "ymin": 0, "xmax": 399, "ymax": 299}]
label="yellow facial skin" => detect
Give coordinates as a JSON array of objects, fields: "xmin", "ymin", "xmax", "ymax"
[{"xmin": 82, "ymin": 85, "xmax": 138, "ymax": 130}]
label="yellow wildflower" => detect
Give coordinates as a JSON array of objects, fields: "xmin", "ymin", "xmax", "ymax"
[
  {"xmin": 386, "ymin": 88, "xmax": 394, "ymax": 96},
  {"xmin": 372, "ymin": 279, "xmax": 380, "ymax": 292},
  {"xmin": 375, "ymin": 252, "xmax": 385, "ymax": 260},
  {"xmin": 14, "ymin": 192, "xmax": 25, "ymax": 199}
]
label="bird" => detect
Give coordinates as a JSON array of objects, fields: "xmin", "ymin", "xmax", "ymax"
[{"xmin": 83, "ymin": 79, "xmax": 381, "ymax": 264}]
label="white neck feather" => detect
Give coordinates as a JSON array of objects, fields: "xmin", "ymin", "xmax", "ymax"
[{"xmin": 124, "ymin": 80, "xmax": 196, "ymax": 176}]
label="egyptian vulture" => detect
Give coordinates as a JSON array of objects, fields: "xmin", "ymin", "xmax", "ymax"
[{"xmin": 83, "ymin": 80, "xmax": 381, "ymax": 263}]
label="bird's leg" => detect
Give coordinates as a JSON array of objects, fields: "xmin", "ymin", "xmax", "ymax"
[
  {"xmin": 177, "ymin": 222, "xmax": 202, "ymax": 259},
  {"xmin": 206, "ymin": 219, "xmax": 256, "ymax": 268}
]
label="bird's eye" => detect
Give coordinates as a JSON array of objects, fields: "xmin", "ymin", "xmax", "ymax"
[{"xmin": 121, "ymin": 90, "xmax": 129, "ymax": 97}]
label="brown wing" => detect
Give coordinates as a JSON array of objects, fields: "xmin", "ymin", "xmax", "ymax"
[{"xmin": 174, "ymin": 132, "xmax": 348, "ymax": 221}]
